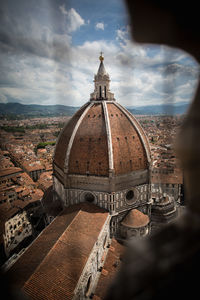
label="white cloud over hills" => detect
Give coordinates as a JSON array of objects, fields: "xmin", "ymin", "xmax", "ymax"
[{"xmin": 0, "ymin": 0, "xmax": 199, "ymax": 109}]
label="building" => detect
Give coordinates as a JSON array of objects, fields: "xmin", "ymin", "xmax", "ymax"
[
  {"xmin": 0, "ymin": 190, "xmax": 45, "ymax": 260},
  {"xmin": 22, "ymin": 161, "xmax": 45, "ymax": 182},
  {"xmin": 0, "ymin": 167, "xmax": 23, "ymax": 186},
  {"xmin": 3, "ymin": 209, "xmax": 32, "ymax": 257},
  {"xmin": 53, "ymin": 53, "xmax": 152, "ymax": 239},
  {"xmin": 151, "ymin": 168, "xmax": 183, "ymax": 202},
  {"xmin": 151, "ymin": 195, "xmax": 177, "ymax": 232}
]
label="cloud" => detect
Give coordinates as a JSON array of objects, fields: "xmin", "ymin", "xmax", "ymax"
[
  {"xmin": 95, "ymin": 22, "xmax": 105, "ymax": 30},
  {"xmin": 0, "ymin": 2, "xmax": 199, "ymax": 109},
  {"xmin": 59, "ymin": 5, "xmax": 85, "ymax": 33}
]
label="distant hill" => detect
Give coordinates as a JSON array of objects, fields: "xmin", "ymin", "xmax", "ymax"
[
  {"xmin": 0, "ymin": 102, "xmax": 189, "ymax": 119},
  {"xmin": 127, "ymin": 102, "xmax": 189, "ymax": 115},
  {"xmin": 0, "ymin": 103, "xmax": 79, "ymax": 118}
]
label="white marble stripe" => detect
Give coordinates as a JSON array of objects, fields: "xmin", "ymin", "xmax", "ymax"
[
  {"xmin": 64, "ymin": 102, "xmax": 94, "ymax": 173},
  {"xmin": 102, "ymin": 101, "xmax": 114, "ymax": 172}
]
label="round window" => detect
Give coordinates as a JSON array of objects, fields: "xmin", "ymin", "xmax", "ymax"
[
  {"xmin": 84, "ymin": 193, "xmax": 95, "ymax": 203},
  {"xmin": 126, "ymin": 190, "xmax": 134, "ymax": 201}
]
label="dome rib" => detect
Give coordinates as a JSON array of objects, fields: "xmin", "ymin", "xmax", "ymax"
[
  {"xmin": 102, "ymin": 101, "xmax": 114, "ymax": 174},
  {"xmin": 64, "ymin": 102, "xmax": 94, "ymax": 173}
]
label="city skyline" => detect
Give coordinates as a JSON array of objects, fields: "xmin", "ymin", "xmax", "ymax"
[{"xmin": 0, "ymin": 0, "xmax": 199, "ymax": 108}]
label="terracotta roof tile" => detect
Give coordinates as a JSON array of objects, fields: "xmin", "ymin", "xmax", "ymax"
[
  {"xmin": 68, "ymin": 103, "xmax": 109, "ymax": 176},
  {"xmin": 121, "ymin": 209, "xmax": 150, "ymax": 228},
  {"xmin": 7, "ymin": 208, "xmax": 79, "ymax": 289},
  {"xmin": 54, "ymin": 104, "xmax": 90, "ymax": 170},
  {"xmin": 8, "ymin": 203, "xmax": 109, "ymax": 300},
  {"xmin": 107, "ymin": 103, "xmax": 148, "ymax": 174},
  {"xmin": 0, "ymin": 167, "xmax": 22, "ymax": 178}
]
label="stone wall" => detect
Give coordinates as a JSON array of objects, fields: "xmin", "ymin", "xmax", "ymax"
[
  {"xmin": 54, "ymin": 163, "xmax": 149, "ymax": 192},
  {"xmin": 54, "ymin": 174, "xmax": 149, "ymax": 215}
]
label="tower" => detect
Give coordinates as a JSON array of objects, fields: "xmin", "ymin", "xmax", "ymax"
[{"xmin": 53, "ymin": 54, "xmax": 151, "ymax": 238}]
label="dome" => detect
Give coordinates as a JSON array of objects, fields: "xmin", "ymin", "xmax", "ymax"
[
  {"xmin": 54, "ymin": 101, "xmax": 150, "ymax": 177},
  {"xmin": 53, "ymin": 54, "xmax": 152, "ymax": 231},
  {"xmin": 53, "ymin": 54, "xmax": 151, "ymax": 178},
  {"xmin": 121, "ymin": 209, "xmax": 150, "ymax": 228}
]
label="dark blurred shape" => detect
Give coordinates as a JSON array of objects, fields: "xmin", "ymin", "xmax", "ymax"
[{"xmin": 104, "ymin": 0, "xmax": 200, "ymax": 299}]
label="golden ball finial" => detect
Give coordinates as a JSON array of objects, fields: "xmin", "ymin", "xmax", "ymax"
[{"xmin": 99, "ymin": 51, "xmax": 104, "ymax": 61}]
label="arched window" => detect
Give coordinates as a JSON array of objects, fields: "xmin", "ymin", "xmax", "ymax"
[
  {"xmin": 99, "ymin": 86, "xmax": 102, "ymax": 98},
  {"xmin": 104, "ymin": 86, "xmax": 106, "ymax": 98}
]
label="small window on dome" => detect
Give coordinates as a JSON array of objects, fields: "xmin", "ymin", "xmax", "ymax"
[
  {"xmin": 85, "ymin": 275, "xmax": 92, "ymax": 297},
  {"xmin": 103, "ymin": 234, "xmax": 107, "ymax": 249},
  {"xmin": 117, "ymin": 137, "xmax": 120, "ymax": 141},
  {"xmin": 88, "ymin": 115, "xmax": 90, "ymax": 118},
  {"xmin": 125, "ymin": 136, "xmax": 127, "ymax": 140},
  {"xmin": 132, "ymin": 136, "xmax": 135, "ymax": 139}
]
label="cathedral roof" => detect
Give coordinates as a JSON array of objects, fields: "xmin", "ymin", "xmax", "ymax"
[
  {"xmin": 121, "ymin": 209, "xmax": 150, "ymax": 228},
  {"xmin": 7, "ymin": 203, "xmax": 109, "ymax": 299}
]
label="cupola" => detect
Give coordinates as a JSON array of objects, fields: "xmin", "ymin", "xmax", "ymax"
[{"xmin": 90, "ymin": 52, "xmax": 115, "ymax": 101}]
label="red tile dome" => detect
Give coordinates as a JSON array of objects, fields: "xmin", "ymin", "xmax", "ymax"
[
  {"xmin": 53, "ymin": 101, "xmax": 150, "ymax": 177},
  {"xmin": 121, "ymin": 209, "xmax": 150, "ymax": 228},
  {"xmin": 53, "ymin": 54, "xmax": 151, "ymax": 178}
]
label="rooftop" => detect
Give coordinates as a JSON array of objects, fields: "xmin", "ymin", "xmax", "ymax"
[
  {"xmin": 7, "ymin": 203, "xmax": 109, "ymax": 300},
  {"xmin": 121, "ymin": 209, "xmax": 150, "ymax": 229},
  {"xmin": 0, "ymin": 167, "xmax": 22, "ymax": 178}
]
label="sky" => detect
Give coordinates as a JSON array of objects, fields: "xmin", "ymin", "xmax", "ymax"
[{"xmin": 0, "ymin": 0, "xmax": 199, "ymax": 108}]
